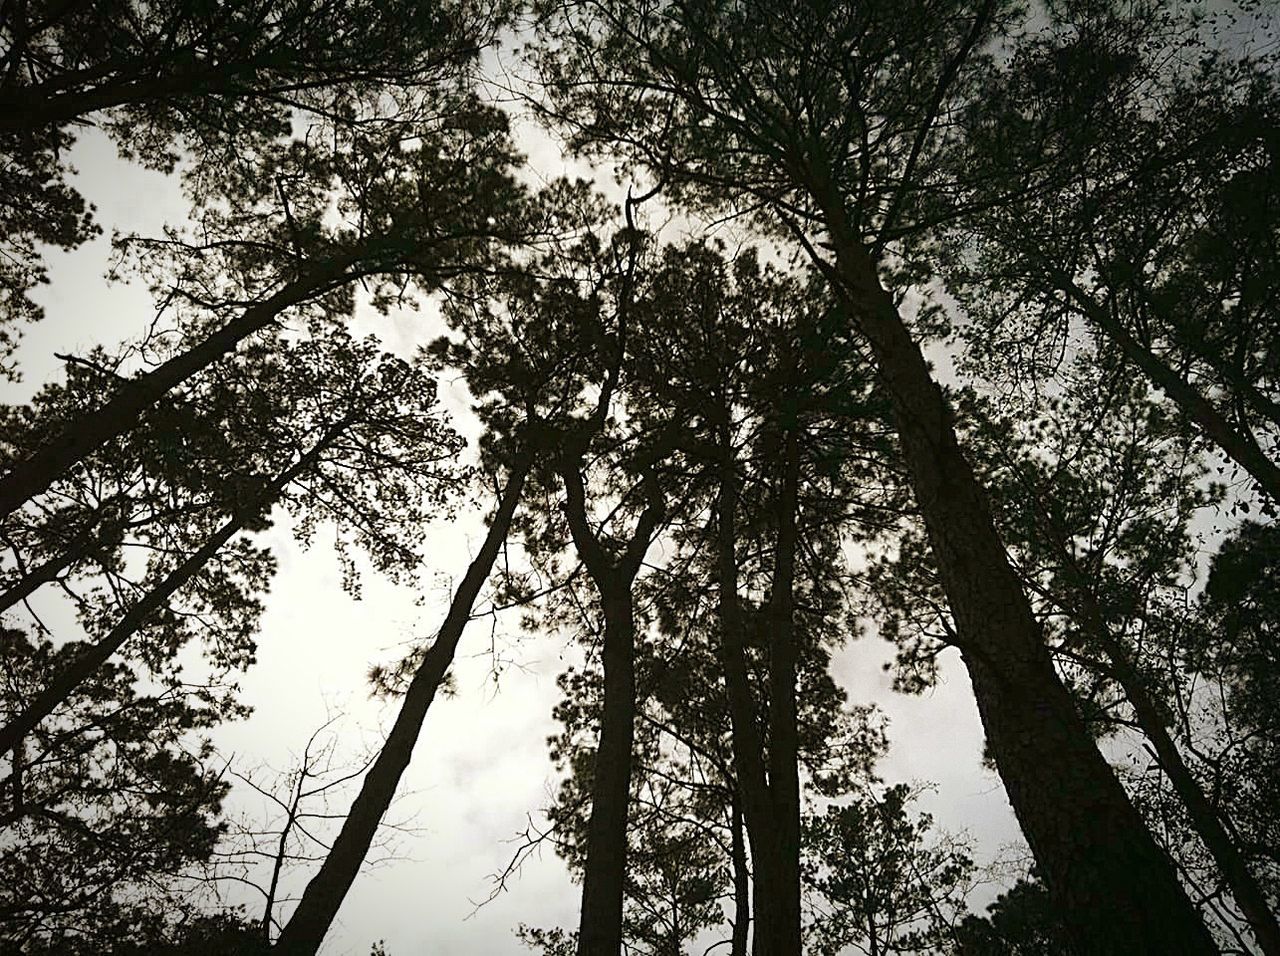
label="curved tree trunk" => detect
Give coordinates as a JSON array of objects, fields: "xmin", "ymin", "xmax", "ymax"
[
  {"xmin": 0, "ymin": 419, "xmax": 349, "ymax": 756},
  {"xmin": 810, "ymin": 186, "xmax": 1216, "ymax": 954},
  {"xmin": 272, "ymin": 451, "xmax": 531, "ymax": 955}
]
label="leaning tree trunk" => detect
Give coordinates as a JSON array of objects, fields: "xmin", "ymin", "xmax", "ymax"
[
  {"xmin": 0, "ymin": 494, "xmax": 149, "ymax": 614},
  {"xmin": 0, "ymin": 252, "xmax": 364, "ymax": 522},
  {"xmin": 808, "ymin": 183, "xmax": 1217, "ymax": 954},
  {"xmin": 1055, "ymin": 275, "xmax": 1280, "ymax": 504},
  {"xmin": 0, "ymin": 531, "xmax": 94, "ymax": 615},
  {"xmin": 0, "ymin": 418, "xmax": 351, "ymax": 756},
  {"xmin": 1061, "ymin": 568, "xmax": 1280, "ymax": 956},
  {"xmin": 1117, "ymin": 650, "xmax": 1280, "ymax": 956},
  {"xmin": 273, "ymin": 451, "xmax": 531, "ymax": 955}
]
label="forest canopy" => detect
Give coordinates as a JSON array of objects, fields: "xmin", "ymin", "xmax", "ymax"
[{"xmin": 0, "ymin": 1, "xmax": 1277, "ymax": 954}]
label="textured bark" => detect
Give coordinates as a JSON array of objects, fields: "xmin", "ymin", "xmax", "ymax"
[
  {"xmin": 0, "ymin": 253, "xmax": 362, "ymax": 522},
  {"xmin": 559, "ymin": 453, "xmax": 663, "ymax": 956},
  {"xmin": 809, "ymin": 184, "xmax": 1216, "ymax": 954},
  {"xmin": 0, "ymin": 420, "xmax": 348, "ymax": 756},
  {"xmin": 273, "ymin": 452, "xmax": 531, "ymax": 955}
]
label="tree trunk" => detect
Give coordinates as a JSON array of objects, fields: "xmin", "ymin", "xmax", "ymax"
[
  {"xmin": 1064, "ymin": 576, "xmax": 1280, "ymax": 956},
  {"xmin": 0, "ymin": 419, "xmax": 348, "ymax": 756},
  {"xmin": 714, "ymin": 466, "xmax": 793, "ymax": 956},
  {"xmin": 809, "ymin": 186, "xmax": 1217, "ymax": 954},
  {"xmin": 576, "ymin": 586, "xmax": 639, "ymax": 956},
  {"xmin": 0, "ymin": 500, "xmax": 182, "ymax": 614},
  {"xmin": 730, "ymin": 798, "xmax": 751, "ymax": 956},
  {"xmin": 0, "ymin": 253, "xmax": 362, "ymax": 522},
  {"xmin": 556, "ymin": 439, "xmax": 665, "ymax": 956},
  {"xmin": 558, "ymin": 450, "xmax": 663, "ymax": 956},
  {"xmin": 0, "ymin": 61, "xmax": 257, "ymax": 133},
  {"xmin": 1057, "ymin": 276, "xmax": 1280, "ymax": 503},
  {"xmin": 0, "ymin": 537, "xmax": 87, "ymax": 615},
  {"xmin": 1122, "ymin": 658, "xmax": 1280, "ymax": 956},
  {"xmin": 763, "ymin": 429, "xmax": 802, "ymax": 956},
  {"xmin": 273, "ymin": 452, "xmax": 531, "ymax": 955}
]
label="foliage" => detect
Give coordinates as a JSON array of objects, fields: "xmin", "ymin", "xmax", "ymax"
[
  {"xmin": 3, "ymin": 1, "xmax": 1279, "ymax": 954},
  {"xmin": 0, "ymin": 0, "xmax": 510, "ymax": 354},
  {"xmin": 804, "ymin": 785, "xmax": 974, "ymax": 956},
  {"xmin": 947, "ymin": 1, "xmax": 1280, "ymax": 500},
  {"xmin": 0, "ymin": 627, "xmax": 231, "ymax": 951},
  {"xmin": 953, "ymin": 875, "xmax": 1074, "ymax": 956}
]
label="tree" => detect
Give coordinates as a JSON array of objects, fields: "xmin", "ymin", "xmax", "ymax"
[
  {"xmin": 864, "ymin": 329, "xmax": 1280, "ymax": 951},
  {"xmin": 694, "ymin": 254, "xmax": 893, "ymax": 956},
  {"xmin": 272, "ymin": 441, "xmax": 532, "ymax": 954},
  {"xmin": 947, "ymin": 1, "xmax": 1280, "ymax": 503},
  {"xmin": 1, "ymin": 330, "xmax": 463, "ymax": 756},
  {"xmin": 5, "ymin": 3, "xmax": 1276, "ymax": 952},
  {"xmin": 520, "ymin": 239, "xmax": 902, "ymax": 956},
  {"xmin": 1198, "ymin": 522, "xmax": 1280, "ymax": 911},
  {"xmin": 0, "ymin": 627, "xmax": 232, "ymax": 952},
  {"xmin": 964, "ymin": 374, "xmax": 1280, "ymax": 954},
  {"xmin": 0, "ymin": 102, "xmax": 534, "ymax": 521},
  {"xmin": 438, "ymin": 204, "xmax": 674, "ymax": 956},
  {"xmin": 530, "ymin": 2, "xmax": 1214, "ymax": 950},
  {"xmin": 0, "ymin": 0, "xmax": 507, "ymax": 352},
  {"xmin": 804, "ymin": 784, "xmax": 974, "ymax": 956},
  {"xmin": 954, "ymin": 874, "xmax": 1074, "ymax": 956}
]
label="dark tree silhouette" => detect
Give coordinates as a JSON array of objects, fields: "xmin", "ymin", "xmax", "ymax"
[
  {"xmin": 530, "ymin": 2, "xmax": 1215, "ymax": 950},
  {"xmin": 0, "ymin": 0, "xmax": 506, "ymax": 346}
]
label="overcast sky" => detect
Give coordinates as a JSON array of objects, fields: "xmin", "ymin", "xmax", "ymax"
[{"xmin": 6, "ymin": 100, "xmax": 1026, "ymax": 955}]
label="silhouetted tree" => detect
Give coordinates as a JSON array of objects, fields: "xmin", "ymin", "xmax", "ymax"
[
  {"xmin": 948, "ymin": 2, "xmax": 1280, "ymax": 503},
  {"xmin": 0, "ymin": 105, "xmax": 533, "ymax": 521},
  {"xmin": 954, "ymin": 875, "xmax": 1074, "ymax": 956},
  {"xmin": 0, "ymin": 0, "xmax": 508, "ymax": 351},
  {"xmin": 805, "ymin": 784, "xmax": 974, "ymax": 956},
  {"xmin": 530, "ymin": 2, "xmax": 1213, "ymax": 950},
  {"xmin": 1, "ymin": 331, "xmax": 463, "ymax": 756},
  {"xmin": 0, "ymin": 626, "xmax": 232, "ymax": 951}
]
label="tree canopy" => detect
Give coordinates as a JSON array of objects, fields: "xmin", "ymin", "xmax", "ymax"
[{"xmin": 1, "ymin": 1, "xmax": 1277, "ymax": 955}]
